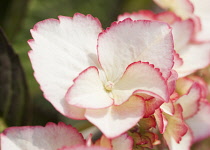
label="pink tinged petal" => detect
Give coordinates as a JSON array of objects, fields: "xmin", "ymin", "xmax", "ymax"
[
  {"xmin": 111, "ymin": 133, "xmax": 133, "ymax": 150},
  {"xmin": 165, "ymin": 129, "xmax": 193, "ymax": 150},
  {"xmin": 175, "ymin": 42, "xmax": 210, "ymax": 77},
  {"xmin": 97, "ymin": 19, "xmax": 174, "ymax": 81},
  {"xmin": 160, "ymin": 100, "xmax": 175, "ymax": 115},
  {"xmin": 171, "ymin": 19, "xmax": 194, "ymax": 51},
  {"xmin": 166, "ymin": 70, "xmax": 178, "ymax": 95},
  {"xmin": 176, "ymin": 77, "xmax": 194, "ymax": 95},
  {"xmin": 0, "ymin": 122, "xmax": 85, "ymax": 150},
  {"xmin": 96, "ymin": 135, "xmax": 112, "ymax": 148},
  {"xmin": 191, "ymin": 0, "xmax": 210, "ymax": 41},
  {"xmin": 28, "ymin": 13, "xmax": 102, "ymax": 119},
  {"xmin": 163, "ymin": 104, "xmax": 188, "ymax": 144},
  {"xmin": 154, "ymin": 108, "xmax": 168, "ymax": 133},
  {"xmin": 113, "ymin": 62, "xmax": 169, "ymax": 105},
  {"xmin": 66, "ymin": 67, "xmax": 113, "ymax": 109},
  {"xmin": 144, "ymin": 97, "xmax": 163, "ymax": 118},
  {"xmin": 153, "ymin": 0, "xmax": 194, "ymax": 19},
  {"xmin": 155, "ymin": 11, "xmax": 182, "ymax": 24},
  {"xmin": 85, "ymin": 95, "xmax": 145, "ymax": 138},
  {"xmin": 176, "ymin": 83, "xmax": 201, "ymax": 119},
  {"xmin": 117, "ymin": 10, "xmax": 155, "ymax": 21},
  {"xmin": 188, "ymin": 76, "xmax": 209, "ymax": 98},
  {"xmin": 186, "ymin": 100, "xmax": 210, "ymax": 143},
  {"xmin": 59, "ymin": 145, "xmax": 111, "ymax": 150},
  {"xmin": 173, "ymin": 51, "xmax": 183, "ymax": 70}
]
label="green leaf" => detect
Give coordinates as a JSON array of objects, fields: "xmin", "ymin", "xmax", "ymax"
[{"xmin": 0, "ymin": 28, "xmax": 32, "ymax": 126}]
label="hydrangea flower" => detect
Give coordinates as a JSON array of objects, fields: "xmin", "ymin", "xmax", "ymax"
[{"xmin": 28, "ymin": 13, "xmax": 174, "ymax": 138}]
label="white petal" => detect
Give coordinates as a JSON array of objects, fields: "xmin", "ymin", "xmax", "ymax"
[
  {"xmin": 113, "ymin": 62, "xmax": 169, "ymax": 105},
  {"xmin": 85, "ymin": 95, "xmax": 145, "ymax": 138},
  {"xmin": 160, "ymin": 100, "xmax": 175, "ymax": 115},
  {"xmin": 28, "ymin": 14, "xmax": 102, "ymax": 119},
  {"xmin": 186, "ymin": 100, "xmax": 210, "ymax": 143},
  {"xmin": 190, "ymin": 0, "xmax": 210, "ymax": 41},
  {"xmin": 66, "ymin": 67, "xmax": 113, "ymax": 109},
  {"xmin": 165, "ymin": 129, "xmax": 193, "ymax": 150},
  {"xmin": 172, "ymin": 19, "xmax": 194, "ymax": 51},
  {"xmin": 0, "ymin": 122, "xmax": 85, "ymax": 150},
  {"xmin": 176, "ymin": 83, "xmax": 201, "ymax": 119},
  {"xmin": 175, "ymin": 42, "xmax": 210, "ymax": 77},
  {"xmin": 163, "ymin": 104, "xmax": 188, "ymax": 144},
  {"xmin": 154, "ymin": 108, "xmax": 168, "ymax": 133},
  {"xmin": 97, "ymin": 19, "xmax": 173, "ymax": 81}
]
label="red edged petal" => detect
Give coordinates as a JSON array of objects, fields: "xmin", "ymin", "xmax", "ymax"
[
  {"xmin": 175, "ymin": 42, "xmax": 210, "ymax": 77},
  {"xmin": 143, "ymin": 97, "xmax": 164, "ymax": 118},
  {"xmin": 160, "ymin": 100, "xmax": 175, "ymax": 116},
  {"xmin": 163, "ymin": 104, "xmax": 188, "ymax": 144},
  {"xmin": 66, "ymin": 66, "xmax": 113, "ymax": 109},
  {"xmin": 28, "ymin": 13, "xmax": 102, "ymax": 119},
  {"xmin": 85, "ymin": 95, "xmax": 145, "ymax": 138},
  {"xmin": 153, "ymin": 0, "xmax": 194, "ymax": 19},
  {"xmin": 113, "ymin": 62, "xmax": 169, "ymax": 105},
  {"xmin": 155, "ymin": 11, "xmax": 182, "ymax": 24},
  {"xmin": 173, "ymin": 51, "xmax": 183, "ymax": 70},
  {"xmin": 1, "ymin": 122, "xmax": 85, "ymax": 150},
  {"xmin": 176, "ymin": 83, "xmax": 201, "ymax": 119},
  {"xmin": 117, "ymin": 10, "xmax": 155, "ymax": 21},
  {"xmin": 97, "ymin": 18, "xmax": 174, "ymax": 81},
  {"xmin": 154, "ymin": 108, "xmax": 168, "ymax": 133},
  {"xmin": 186, "ymin": 100, "xmax": 210, "ymax": 143}
]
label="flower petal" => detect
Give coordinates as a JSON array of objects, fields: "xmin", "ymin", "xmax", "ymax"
[
  {"xmin": 112, "ymin": 133, "xmax": 133, "ymax": 150},
  {"xmin": 176, "ymin": 83, "xmax": 201, "ymax": 119},
  {"xmin": 173, "ymin": 51, "xmax": 183, "ymax": 70},
  {"xmin": 59, "ymin": 145, "xmax": 111, "ymax": 150},
  {"xmin": 28, "ymin": 14, "xmax": 102, "ymax": 119},
  {"xmin": 66, "ymin": 67, "xmax": 113, "ymax": 109},
  {"xmin": 113, "ymin": 62, "xmax": 169, "ymax": 105},
  {"xmin": 117, "ymin": 10, "xmax": 155, "ymax": 21},
  {"xmin": 154, "ymin": 108, "xmax": 168, "ymax": 133},
  {"xmin": 186, "ymin": 100, "xmax": 210, "ymax": 143},
  {"xmin": 166, "ymin": 70, "xmax": 178, "ymax": 96},
  {"xmin": 153, "ymin": 0, "xmax": 194, "ymax": 19},
  {"xmin": 163, "ymin": 104, "xmax": 188, "ymax": 144},
  {"xmin": 144, "ymin": 97, "xmax": 164, "ymax": 117},
  {"xmin": 171, "ymin": 19, "xmax": 194, "ymax": 51},
  {"xmin": 189, "ymin": 0, "xmax": 210, "ymax": 41},
  {"xmin": 175, "ymin": 42, "xmax": 210, "ymax": 77},
  {"xmin": 165, "ymin": 129, "xmax": 193, "ymax": 150},
  {"xmin": 0, "ymin": 122, "xmax": 85, "ymax": 150},
  {"xmin": 85, "ymin": 95, "xmax": 145, "ymax": 138},
  {"xmin": 160, "ymin": 100, "xmax": 175, "ymax": 116},
  {"xmin": 97, "ymin": 19, "xmax": 173, "ymax": 81}
]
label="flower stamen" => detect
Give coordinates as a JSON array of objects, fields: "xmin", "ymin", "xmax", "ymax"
[{"xmin": 104, "ymin": 81, "xmax": 114, "ymax": 91}]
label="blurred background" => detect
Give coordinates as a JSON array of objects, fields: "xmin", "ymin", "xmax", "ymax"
[{"xmin": 0, "ymin": 0, "xmax": 209, "ymax": 149}]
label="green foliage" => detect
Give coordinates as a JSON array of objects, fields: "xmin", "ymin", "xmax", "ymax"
[{"xmin": 0, "ymin": 28, "xmax": 31, "ymax": 126}]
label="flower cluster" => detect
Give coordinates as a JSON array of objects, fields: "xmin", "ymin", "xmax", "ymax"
[{"xmin": 1, "ymin": 0, "xmax": 210, "ymax": 150}]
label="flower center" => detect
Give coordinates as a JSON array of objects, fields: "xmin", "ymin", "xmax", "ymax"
[{"xmin": 104, "ymin": 81, "xmax": 114, "ymax": 91}]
